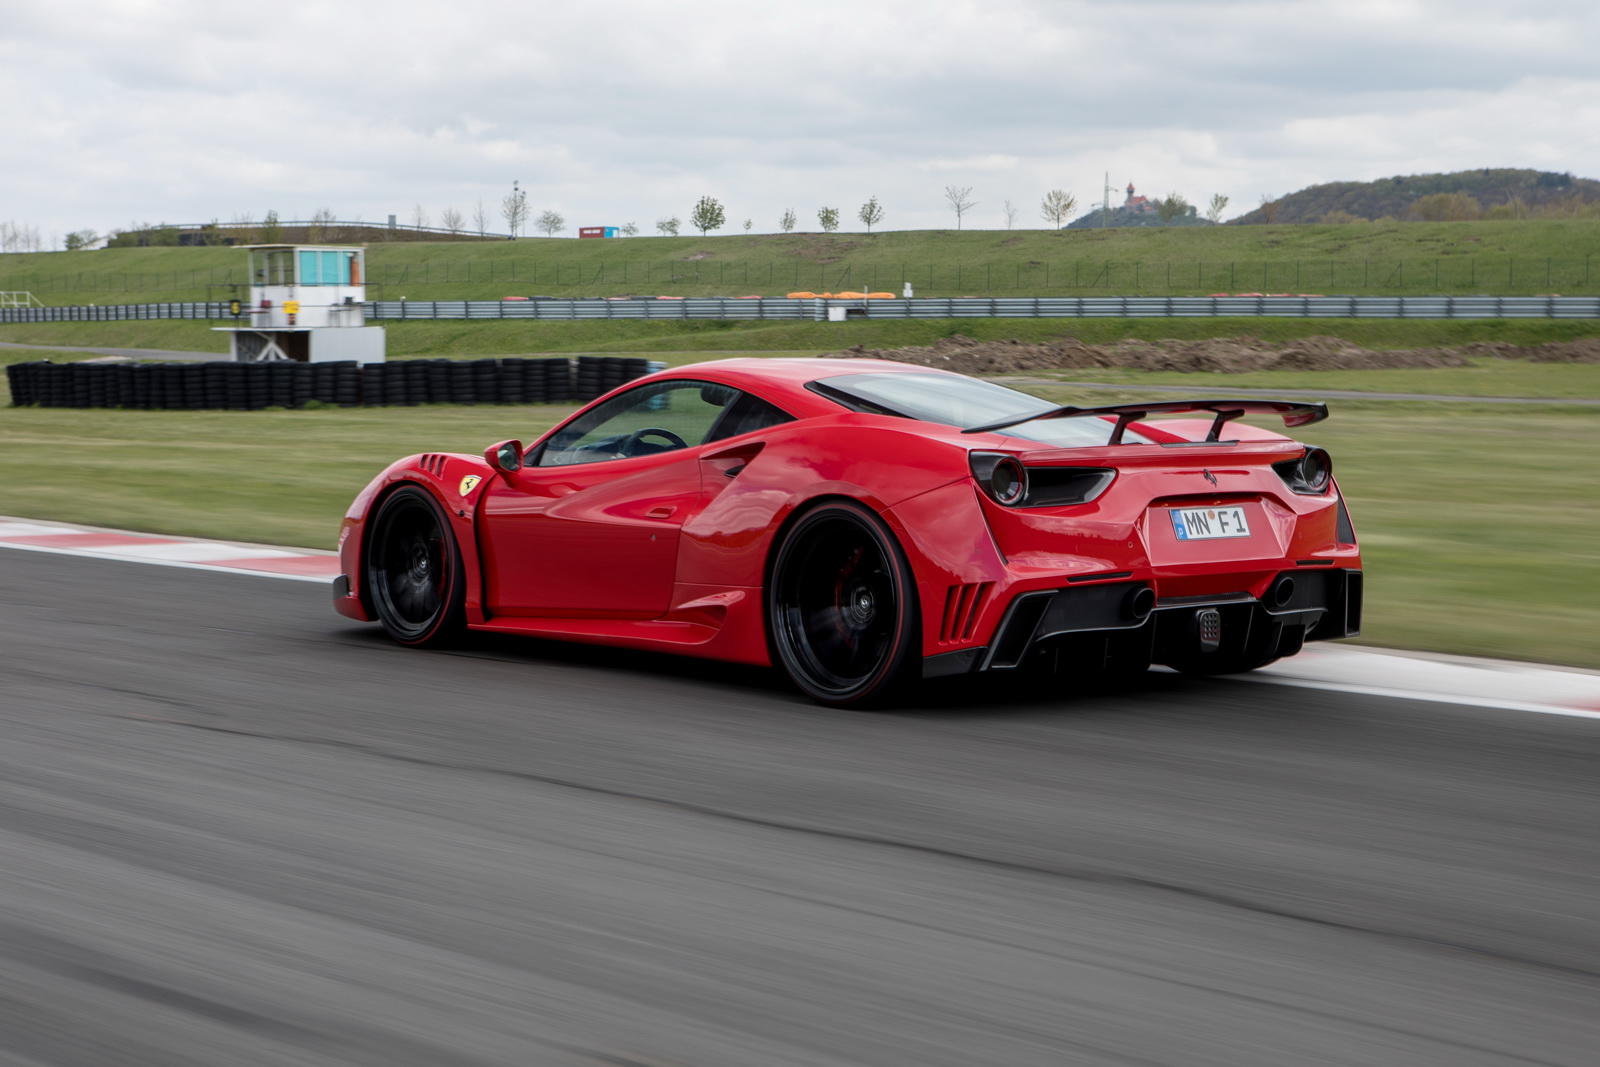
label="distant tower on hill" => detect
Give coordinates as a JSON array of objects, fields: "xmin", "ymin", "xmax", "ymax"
[{"xmin": 1126, "ymin": 182, "xmax": 1137, "ymax": 203}]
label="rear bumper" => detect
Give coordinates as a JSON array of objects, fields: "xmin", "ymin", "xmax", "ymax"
[{"xmin": 923, "ymin": 567, "xmax": 1362, "ymax": 677}]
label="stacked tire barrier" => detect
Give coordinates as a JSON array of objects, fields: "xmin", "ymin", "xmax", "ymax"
[{"xmin": 6, "ymin": 356, "xmax": 654, "ymax": 410}]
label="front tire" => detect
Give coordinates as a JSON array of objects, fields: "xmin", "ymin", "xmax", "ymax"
[
  {"xmin": 366, "ymin": 486, "xmax": 465, "ymax": 647},
  {"xmin": 768, "ymin": 501, "xmax": 920, "ymax": 707}
]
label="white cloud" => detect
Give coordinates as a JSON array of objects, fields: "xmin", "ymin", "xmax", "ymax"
[{"xmin": 2, "ymin": 0, "xmax": 1597, "ymax": 240}]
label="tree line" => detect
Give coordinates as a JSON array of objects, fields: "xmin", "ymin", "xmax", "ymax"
[
  {"xmin": 51, "ymin": 171, "xmax": 1593, "ymax": 255},
  {"xmin": 63, "ymin": 181, "xmax": 1233, "ymax": 253}
]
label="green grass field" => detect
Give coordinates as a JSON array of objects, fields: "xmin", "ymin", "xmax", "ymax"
[
  {"xmin": 3, "ymin": 219, "xmax": 1599, "ymax": 303},
  {"xmin": 1029, "ymin": 358, "xmax": 1600, "ymax": 399},
  {"xmin": 5, "ymin": 315, "xmax": 1599, "ymax": 364},
  {"xmin": 2, "ymin": 358, "xmax": 1596, "ymax": 668},
  {"xmin": 0, "ymin": 404, "xmax": 554, "ymax": 549},
  {"xmin": 1040, "ymin": 392, "xmax": 1599, "ymax": 668}
]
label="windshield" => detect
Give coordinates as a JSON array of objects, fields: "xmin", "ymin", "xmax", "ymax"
[{"xmin": 812, "ymin": 371, "xmax": 1150, "ymax": 447}]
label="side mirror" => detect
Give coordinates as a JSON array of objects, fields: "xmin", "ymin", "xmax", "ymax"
[{"xmin": 485, "ymin": 439, "xmax": 524, "ymax": 476}]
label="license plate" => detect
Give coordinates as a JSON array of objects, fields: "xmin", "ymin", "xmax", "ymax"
[{"xmin": 1169, "ymin": 505, "xmax": 1250, "ymax": 541}]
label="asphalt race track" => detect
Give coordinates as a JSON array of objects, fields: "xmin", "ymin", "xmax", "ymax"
[{"xmin": 2, "ymin": 553, "xmax": 1596, "ymax": 1066}]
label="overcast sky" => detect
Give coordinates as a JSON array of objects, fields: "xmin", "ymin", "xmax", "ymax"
[{"xmin": 4, "ymin": 0, "xmax": 1597, "ymax": 245}]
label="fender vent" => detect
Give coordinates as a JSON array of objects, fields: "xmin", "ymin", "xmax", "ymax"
[
  {"xmin": 940, "ymin": 582, "xmax": 993, "ymax": 643},
  {"xmin": 420, "ymin": 453, "xmax": 446, "ymax": 476}
]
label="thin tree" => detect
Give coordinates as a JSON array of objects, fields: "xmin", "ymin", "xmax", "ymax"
[
  {"xmin": 261, "ymin": 210, "xmax": 282, "ymax": 243},
  {"xmin": 1002, "ymin": 199, "xmax": 1018, "ymax": 229},
  {"xmin": 536, "ymin": 209, "xmax": 565, "ymax": 237},
  {"xmin": 656, "ymin": 216, "xmax": 680, "ymax": 236},
  {"xmin": 1040, "ymin": 189, "xmax": 1077, "ymax": 228},
  {"xmin": 2, "ymin": 221, "xmax": 41, "ymax": 251},
  {"xmin": 501, "ymin": 180, "xmax": 529, "ymax": 237},
  {"xmin": 1156, "ymin": 193, "xmax": 1190, "ymax": 224},
  {"xmin": 817, "ymin": 206, "xmax": 840, "ymax": 233},
  {"xmin": 691, "ymin": 195, "xmax": 726, "ymax": 236},
  {"xmin": 63, "ymin": 229, "xmax": 99, "ymax": 251},
  {"xmin": 1205, "ymin": 193, "xmax": 1230, "ymax": 224},
  {"xmin": 620, "ymin": 221, "xmax": 639, "ymax": 237},
  {"xmin": 440, "ymin": 207, "xmax": 465, "ymax": 234},
  {"xmin": 780, "ymin": 208, "xmax": 797, "ymax": 233},
  {"xmin": 472, "ymin": 200, "xmax": 489, "ymax": 236},
  {"xmin": 858, "ymin": 196, "xmax": 884, "ymax": 233},
  {"xmin": 944, "ymin": 185, "xmax": 977, "ymax": 229},
  {"xmin": 230, "ymin": 211, "xmax": 257, "ymax": 243},
  {"xmin": 1257, "ymin": 194, "xmax": 1280, "ymax": 224},
  {"xmin": 743, "ymin": 218, "xmax": 753, "ymax": 232},
  {"xmin": 305, "ymin": 207, "xmax": 334, "ymax": 241}
]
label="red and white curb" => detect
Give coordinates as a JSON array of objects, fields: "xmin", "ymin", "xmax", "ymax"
[
  {"xmin": 2, "ymin": 516, "xmax": 1596, "ymax": 718},
  {"xmin": 1248, "ymin": 646, "xmax": 1600, "ymax": 721},
  {"xmin": 0, "ymin": 517, "xmax": 337, "ymax": 583}
]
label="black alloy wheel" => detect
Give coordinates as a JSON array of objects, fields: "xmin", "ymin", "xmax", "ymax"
[
  {"xmin": 366, "ymin": 486, "xmax": 465, "ymax": 646},
  {"xmin": 768, "ymin": 501, "xmax": 919, "ymax": 707}
]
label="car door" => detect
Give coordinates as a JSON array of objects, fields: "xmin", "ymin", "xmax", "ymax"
[{"xmin": 477, "ymin": 379, "xmax": 737, "ymax": 619}]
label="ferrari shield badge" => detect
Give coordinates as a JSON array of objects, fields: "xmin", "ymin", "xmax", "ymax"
[{"xmin": 458, "ymin": 475, "xmax": 482, "ymax": 496}]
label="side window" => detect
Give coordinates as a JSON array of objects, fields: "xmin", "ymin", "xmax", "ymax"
[
  {"xmin": 705, "ymin": 392, "xmax": 794, "ymax": 443},
  {"xmin": 536, "ymin": 380, "xmax": 735, "ymax": 467}
]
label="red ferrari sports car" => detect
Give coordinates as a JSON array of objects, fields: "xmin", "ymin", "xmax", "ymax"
[{"xmin": 334, "ymin": 357, "xmax": 1362, "ymax": 705}]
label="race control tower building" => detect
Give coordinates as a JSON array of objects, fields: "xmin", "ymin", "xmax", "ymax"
[{"xmin": 214, "ymin": 245, "xmax": 385, "ymax": 364}]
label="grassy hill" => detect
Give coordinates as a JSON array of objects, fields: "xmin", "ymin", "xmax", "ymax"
[
  {"xmin": 2, "ymin": 220, "xmax": 1599, "ymax": 305},
  {"xmin": 1236, "ymin": 169, "xmax": 1600, "ymax": 224}
]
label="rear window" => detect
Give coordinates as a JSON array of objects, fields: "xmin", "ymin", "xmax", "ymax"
[{"xmin": 810, "ymin": 371, "xmax": 1149, "ymax": 447}]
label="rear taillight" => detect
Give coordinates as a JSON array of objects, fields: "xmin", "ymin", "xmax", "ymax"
[
  {"xmin": 970, "ymin": 453, "xmax": 1114, "ymax": 508},
  {"xmin": 970, "ymin": 452, "xmax": 1027, "ymax": 506},
  {"xmin": 1273, "ymin": 446, "xmax": 1333, "ymax": 495}
]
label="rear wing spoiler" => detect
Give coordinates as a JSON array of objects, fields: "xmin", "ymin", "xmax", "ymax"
[{"xmin": 961, "ymin": 399, "xmax": 1329, "ymax": 443}]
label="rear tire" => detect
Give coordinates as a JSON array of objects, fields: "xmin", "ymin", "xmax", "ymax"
[
  {"xmin": 768, "ymin": 501, "xmax": 920, "ymax": 708},
  {"xmin": 366, "ymin": 486, "xmax": 465, "ymax": 647}
]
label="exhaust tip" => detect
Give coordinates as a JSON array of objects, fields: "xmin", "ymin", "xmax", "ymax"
[
  {"xmin": 1270, "ymin": 575, "xmax": 1296, "ymax": 609},
  {"xmin": 1127, "ymin": 586, "xmax": 1156, "ymax": 621}
]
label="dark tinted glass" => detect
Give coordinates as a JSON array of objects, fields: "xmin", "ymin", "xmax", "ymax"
[
  {"xmin": 813, "ymin": 372, "xmax": 1149, "ymax": 447},
  {"xmin": 705, "ymin": 392, "xmax": 793, "ymax": 443}
]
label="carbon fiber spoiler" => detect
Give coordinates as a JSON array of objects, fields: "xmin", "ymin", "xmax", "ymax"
[{"xmin": 961, "ymin": 399, "xmax": 1328, "ymax": 443}]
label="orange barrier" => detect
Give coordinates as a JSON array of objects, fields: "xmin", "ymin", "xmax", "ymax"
[{"xmin": 786, "ymin": 291, "xmax": 900, "ymax": 300}]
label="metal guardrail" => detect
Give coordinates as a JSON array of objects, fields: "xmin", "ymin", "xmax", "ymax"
[
  {"xmin": 4, "ymin": 295, "xmax": 1600, "ymax": 325},
  {"xmin": 0, "ymin": 301, "xmax": 229, "ymax": 323},
  {"xmin": 104, "ymin": 218, "xmax": 518, "ymax": 241}
]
